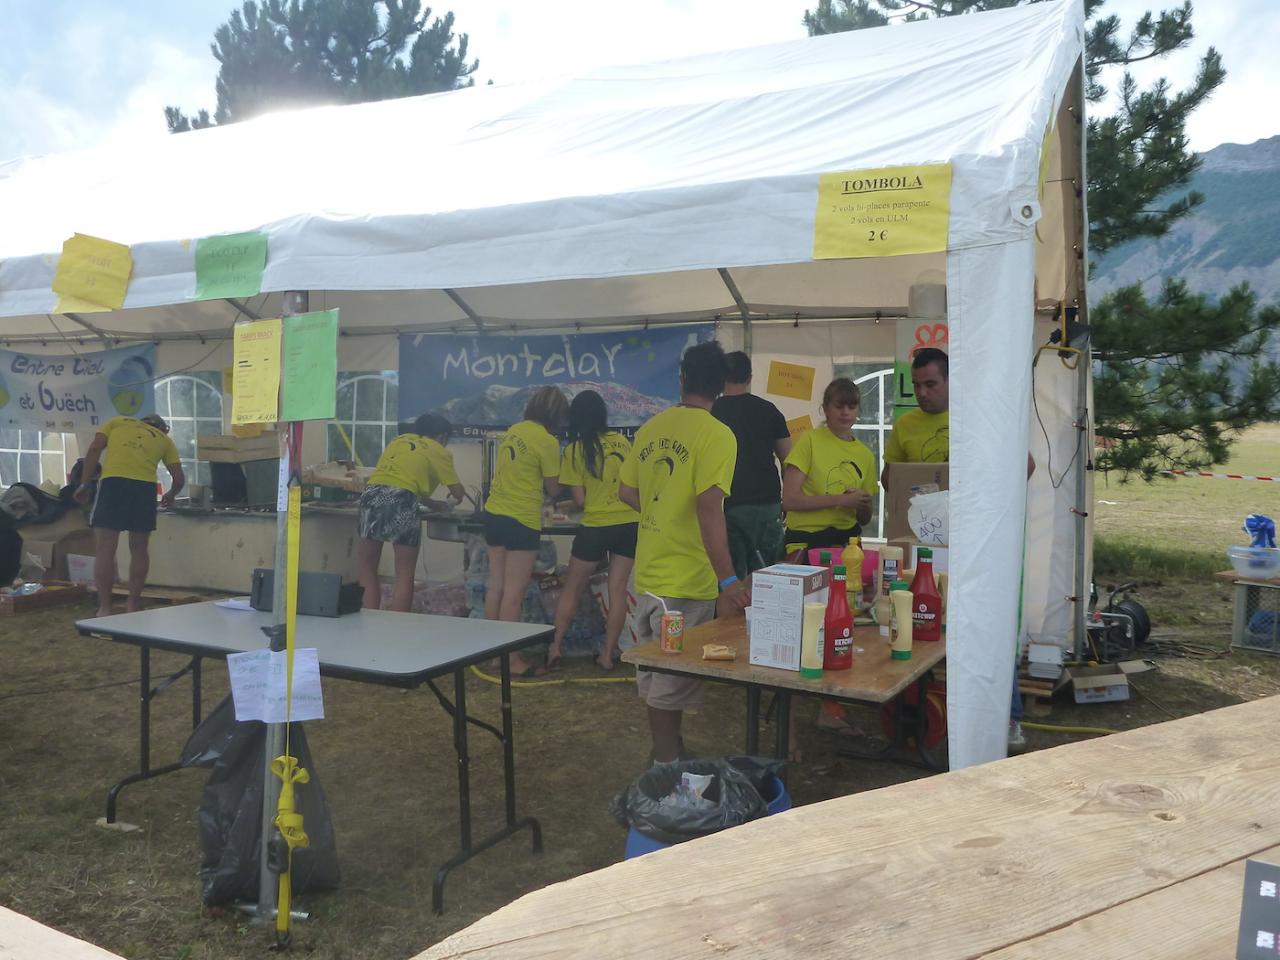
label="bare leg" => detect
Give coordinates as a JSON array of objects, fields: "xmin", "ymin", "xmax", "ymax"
[
  {"xmin": 484, "ymin": 545, "xmax": 507, "ymax": 621},
  {"xmin": 548, "ymin": 556, "xmax": 595, "ymax": 664},
  {"xmin": 499, "ymin": 549, "xmax": 538, "ymax": 673},
  {"xmin": 357, "ymin": 537, "xmax": 384, "ymax": 610},
  {"xmin": 390, "ymin": 542, "xmax": 420, "ymax": 613},
  {"xmin": 599, "ymin": 554, "xmax": 634, "ymax": 669},
  {"xmin": 92, "ymin": 528, "xmax": 120, "ymax": 617},
  {"xmin": 648, "ymin": 706, "xmax": 683, "ymax": 763},
  {"xmin": 126, "ymin": 532, "xmax": 150, "ymax": 612}
]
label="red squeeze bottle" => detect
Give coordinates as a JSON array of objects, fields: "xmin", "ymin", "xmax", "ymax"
[
  {"xmin": 909, "ymin": 548, "xmax": 943, "ymax": 642},
  {"xmin": 824, "ymin": 565, "xmax": 854, "ymax": 670}
]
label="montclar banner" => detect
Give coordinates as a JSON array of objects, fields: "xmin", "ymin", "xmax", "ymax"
[{"xmin": 397, "ymin": 325, "xmax": 713, "ymax": 430}]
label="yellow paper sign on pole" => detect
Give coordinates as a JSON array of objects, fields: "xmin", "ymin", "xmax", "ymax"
[
  {"xmin": 813, "ymin": 163, "xmax": 952, "ymax": 260},
  {"xmin": 786, "ymin": 415, "xmax": 814, "ymax": 437},
  {"xmin": 51, "ymin": 233, "xmax": 133, "ymax": 311},
  {"xmin": 767, "ymin": 360, "xmax": 816, "ymax": 401},
  {"xmin": 231, "ymin": 318, "xmax": 282, "ymax": 425}
]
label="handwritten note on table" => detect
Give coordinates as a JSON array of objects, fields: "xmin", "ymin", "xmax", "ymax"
[
  {"xmin": 52, "ymin": 233, "xmax": 133, "ymax": 311},
  {"xmin": 195, "ymin": 231, "xmax": 267, "ymax": 301},
  {"xmin": 280, "ymin": 309, "xmax": 338, "ymax": 421},
  {"xmin": 231, "ymin": 318, "xmax": 282, "ymax": 424},
  {"xmin": 226, "ymin": 647, "xmax": 325, "ymax": 723}
]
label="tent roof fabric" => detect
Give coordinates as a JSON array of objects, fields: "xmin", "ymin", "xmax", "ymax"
[{"xmin": 0, "ymin": 0, "xmax": 1083, "ymax": 338}]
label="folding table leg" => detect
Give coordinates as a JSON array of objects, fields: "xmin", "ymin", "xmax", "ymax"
[
  {"xmin": 105, "ymin": 648, "xmax": 203, "ymax": 823},
  {"xmin": 745, "ymin": 687, "xmax": 761, "ymax": 755},
  {"xmin": 431, "ymin": 652, "xmax": 544, "ymax": 914}
]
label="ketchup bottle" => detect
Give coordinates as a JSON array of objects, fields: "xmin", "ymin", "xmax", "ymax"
[
  {"xmin": 909, "ymin": 548, "xmax": 943, "ymax": 641},
  {"xmin": 824, "ymin": 565, "xmax": 854, "ymax": 670}
]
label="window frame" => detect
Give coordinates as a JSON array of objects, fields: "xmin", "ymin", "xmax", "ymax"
[{"xmin": 154, "ymin": 372, "xmax": 225, "ymax": 488}]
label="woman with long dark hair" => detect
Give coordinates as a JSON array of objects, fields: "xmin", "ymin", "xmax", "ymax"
[
  {"xmin": 546, "ymin": 390, "xmax": 638, "ymax": 670},
  {"xmin": 482, "ymin": 385, "xmax": 569, "ymax": 675}
]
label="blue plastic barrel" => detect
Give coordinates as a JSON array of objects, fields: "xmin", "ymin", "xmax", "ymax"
[{"xmin": 624, "ymin": 774, "xmax": 792, "ymax": 860}]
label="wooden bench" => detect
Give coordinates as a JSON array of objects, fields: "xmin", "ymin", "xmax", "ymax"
[{"xmin": 417, "ymin": 694, "xmax": 1280, "ymax": 959}]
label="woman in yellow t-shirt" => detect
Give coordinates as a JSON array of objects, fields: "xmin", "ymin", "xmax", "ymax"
[
  {"xmin": 782, "ymin": 377, "xmax": 878, "ymax": 554},
  {"xmin": 357, "ymin": 413, "xmax": 465, "ymax": 612},
  {"xmin": 781, "ymin": 377, "xmax": 878, "ymax": 747},
  {"xmin": 482, "ymin": 386, "xmax": 569, "ymax": 675},
  {"xmin": 546, "ymin": 390, "xmax": 639, "ymax": 671}
]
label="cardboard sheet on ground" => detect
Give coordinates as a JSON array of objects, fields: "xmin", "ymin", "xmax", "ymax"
[
  {"xmin": 226, "ymin": 647, "xmax": 324, "ymax": 723},
  {"xmin": 195, "ymin": 231, "xmax": 267, "ymax": 301}
]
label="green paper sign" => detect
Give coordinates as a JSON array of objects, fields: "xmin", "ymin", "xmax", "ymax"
[
  {"xmin": 281, "ymin": 309, "xmax": 339, "ymax": 421},
  {"xmin": 194, "ymin": 231, "xmax": 267, "ymax": 300}
]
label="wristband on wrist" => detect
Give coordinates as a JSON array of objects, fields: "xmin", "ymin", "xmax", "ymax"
[{"xmin": 719, "ymin": 575, "xmax": 739, "ymax": 590}]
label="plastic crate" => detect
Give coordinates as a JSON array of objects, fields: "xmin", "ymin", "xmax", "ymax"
[{"xmin": 1232, "ymin": 580, "xmax": 1280, "ymax": 654}]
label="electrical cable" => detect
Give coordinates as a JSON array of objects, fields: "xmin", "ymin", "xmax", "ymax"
[
  {"xmin": 469, "ymin": 664, "xmax": 633, "ymax": 687},
  {"xmin": 1021, "ymin": 720, "xmax": 1119, "ymax": 736},
  {"xmin": 1031, "ymin": 344, "xmax": 1087, "ymax": 491}
]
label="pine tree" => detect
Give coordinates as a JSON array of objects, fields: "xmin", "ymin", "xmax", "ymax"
[
  {"xmin": 804, "ymin": 0, "xmax": 1280, "ymax": 478},
  {"xmin": 166, "ymin": 0, "xmax": 477, "ymax": 131}
]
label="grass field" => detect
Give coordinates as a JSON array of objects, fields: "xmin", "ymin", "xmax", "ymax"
[
  {"xmin": 1093, "ymin": 422, "xmax": 1280, "ymax": 576},
  {"xmin": 1, "ymin": 425, "xmax": 1276, "ymax": 959}
]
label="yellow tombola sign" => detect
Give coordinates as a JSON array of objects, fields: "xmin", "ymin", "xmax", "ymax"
[{"xmin": 813, "ymin": 163, "xmax": 952, "ymax": 260}]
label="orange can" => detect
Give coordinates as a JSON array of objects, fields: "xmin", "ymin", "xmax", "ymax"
[{"xmin": 660, "ymin": 611, "xmax": 685, "ymax": 654}]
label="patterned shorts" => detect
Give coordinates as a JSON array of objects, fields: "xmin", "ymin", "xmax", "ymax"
[{"xmin": 357, "ymin": 484, "xmax": 421, "ymax": 546}]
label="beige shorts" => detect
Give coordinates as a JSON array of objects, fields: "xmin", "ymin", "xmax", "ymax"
[{"xmin": 632, "ymin": 593, "xmax": 717, "ymax": 712}]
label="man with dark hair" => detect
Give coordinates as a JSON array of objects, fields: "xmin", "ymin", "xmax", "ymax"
[
  {"xmin": 620, "ymin": 340, "xmax": 750, "ymax": 763},
  {"xmin": 712, "ymin": 351, "xmax": 791, "ymax": 579},
  {"xmin": 74, "ymin": 413, "xmax": 184, "ymax": 616},
  {"xmin": 884, "ymin": 347, "xmax": 950, "ymax": 471}
]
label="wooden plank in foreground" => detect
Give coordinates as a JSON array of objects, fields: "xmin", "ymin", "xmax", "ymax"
[
  {"xmin": 416, "ymin": 696, "xmax": 1280, "ymax": 960},
  {"xmin": 0, "ymin": 906, "xmax": 126, "ymax": 960},
  {"xmin": 978, "ymin": 845, "xmax": 1280, "ymax": 959}
]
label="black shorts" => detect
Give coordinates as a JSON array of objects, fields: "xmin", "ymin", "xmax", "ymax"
[
  {"xmin": 90, "ymin": 477, "xmax": 158, "ymax": 533},
  {"xmin": 482, "ymin": 511, "xmax": 541, "ymax": 552},
  {"xmin": 570, "ymin": 522, "xmax": 638, "ymax": 563}
]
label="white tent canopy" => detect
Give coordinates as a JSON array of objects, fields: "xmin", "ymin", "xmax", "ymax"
[{"xmin": 0, "ymin": 0, "xmax": 1089, "ymax": 768}]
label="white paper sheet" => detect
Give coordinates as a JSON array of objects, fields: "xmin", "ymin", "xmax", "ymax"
[{"xmin": 226, "ymin": 647, "xmax": 325, "ymax": 723}]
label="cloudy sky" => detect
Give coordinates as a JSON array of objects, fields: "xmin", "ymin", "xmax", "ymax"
[{"xmin": 1, "ymin": 0, "xmax": 1275, "ymax": 163}]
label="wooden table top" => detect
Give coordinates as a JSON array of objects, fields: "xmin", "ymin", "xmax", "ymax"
[
  {"xmin": 622, "ymin": 614, "xmax": 945, "ymax": 704},
  {"xmin": 416, "ymin": 694, "xmax": 1280, "ymax": 960},
  {"xmin": 1215, "ymin": 568, "xmax": 1280, "ymax": 586}
]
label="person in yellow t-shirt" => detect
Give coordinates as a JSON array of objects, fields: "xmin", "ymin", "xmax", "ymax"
[
  {"xmin": 482, "ymin": 386, "xmax": 569, "ymax": 676},
  {"xmin": 782, "ymin": 378, "xmax": 878, "ymax": 552},
  {"xmin": 882, "ymin": 347, "xmax": 950, "ymax": 482},
  {"xmin": 781, "ymin": 378, "xmax": 878, "ymax": 751},
  {"xmin": 619, "ymin": 341, "xmax": 749, "ymax": 764},
  {"xmin": 356, "ymin": 413, "xmax": 465, "ymax": 612},
  {"xmin": 74, "ymin": 414, "xmax": 184, "ymax": 617},
  {"xmin": 545, "ymin": 390, "xmax": 639, "ymax": 671}
]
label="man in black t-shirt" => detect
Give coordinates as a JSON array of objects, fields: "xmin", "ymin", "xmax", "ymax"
[{"xmin": 711, "ymin": 351, "xmax": 793, "ymax": 579}]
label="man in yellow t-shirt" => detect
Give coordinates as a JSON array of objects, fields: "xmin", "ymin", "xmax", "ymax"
[
  {"xmin": 74, "ymin": 414, "xmax": 184, "ymax": 617},
  {"xmin": 883, "ymin": 347, "xmax": 950, "ymax": 474},
  {"xmin": 357, "ymin": 413, "xmax": 466, "ymax": 612},
  {"xmin": 619, "ymin": 341, "xmax": 749, "ymax": 763}
]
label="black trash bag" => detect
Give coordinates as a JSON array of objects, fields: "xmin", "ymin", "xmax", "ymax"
[
  {"xmin": 609, "ymin": 755, "xmax": 786, "ymax": 847},
  {"xmin": 180, "ymin": 695, "xmax": 341, "ymax": 906}
]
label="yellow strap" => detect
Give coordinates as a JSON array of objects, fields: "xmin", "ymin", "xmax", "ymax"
[
  {"xmin": 274, "ymin": 481, "xmax": 306, "ymax": 939},
  {"xmin": 332, "ymin": 420, "xmax": 361, "ymax": 466}
]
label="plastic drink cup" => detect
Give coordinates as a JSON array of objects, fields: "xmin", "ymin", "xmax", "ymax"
[{"xmin": 661, "ymin": 611, "xmax": 685, "ymax": 653}]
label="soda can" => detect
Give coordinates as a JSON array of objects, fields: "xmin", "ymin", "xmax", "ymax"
[{"xmin": 661, "ymin": 610, "xmax": 685, "ymax": 654}]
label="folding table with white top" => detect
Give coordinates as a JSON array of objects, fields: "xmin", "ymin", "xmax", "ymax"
[{"xmin": 76, "ymin": 602, "xmax": 553, "ymax": 912}]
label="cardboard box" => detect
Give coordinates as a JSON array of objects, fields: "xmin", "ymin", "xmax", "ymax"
[
  {"xmin": 1064, "ymin": 663, "xmax": 1130, "ymax": 704},
  {"xmin": 747, "ymin": 563, "xmax": 829, "ymax": 670},
  {"xmin": 20, "ymin": 510, "xmax": 94, "ymax": 582},
  {"xmin": 197, "ymin": 432, "xmax": 279, "ymax": 464},
  {"xmin": 883, "ymin": 462, "xmax": 948, "ymax": 542}
]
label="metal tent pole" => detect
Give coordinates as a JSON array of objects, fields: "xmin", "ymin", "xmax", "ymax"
[{"xmin": 256, "ymin": 290, "xmax": 308, "ymax": 922}]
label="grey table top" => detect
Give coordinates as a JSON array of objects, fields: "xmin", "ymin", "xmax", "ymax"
[{"xmin": 76, "ymin": 602, "xmax": 553, "ymax": 686}]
